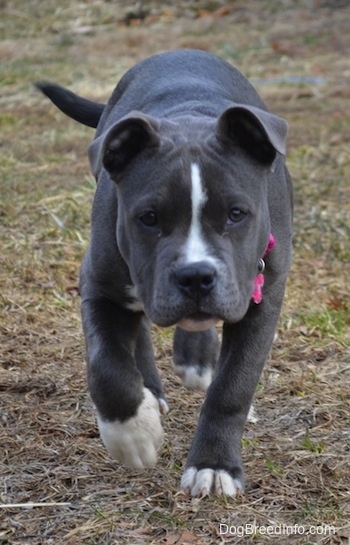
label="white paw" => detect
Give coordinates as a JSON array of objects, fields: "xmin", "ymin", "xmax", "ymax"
[
  {"xmin": 181, "ymin": 467, "xmax": 244, "ymax": 497},
  {"xmin": 173, "ymin": 364, "xmax": 212, "ymax": 391},
  {"xmin": 96, "ymin": 387, "xmax": 164, "ymax": 469}
]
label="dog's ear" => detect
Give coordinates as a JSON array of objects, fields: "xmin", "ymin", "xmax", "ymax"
[
  {"xmin": 217, "ymin": 105, "xmax": 288, "ymax": 165},
  {"xmin": 88, "ymin": 112, "xmax": 160, "ymax": 178}
]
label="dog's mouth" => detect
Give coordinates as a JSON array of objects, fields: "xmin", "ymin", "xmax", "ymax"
[{"xmin": 177, "ymin": 312, "xmax": 218, "ymax": 332}]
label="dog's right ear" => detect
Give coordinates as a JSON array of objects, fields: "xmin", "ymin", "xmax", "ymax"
[{"xmin": 88, "ymin": 112, "xmax": 160, "ymax": 179}]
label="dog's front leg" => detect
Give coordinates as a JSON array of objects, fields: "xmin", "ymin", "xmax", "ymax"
[
  {"xmin": 181, "ymin": 280, "xmax": 287, "ymax": 497},
  {"xmin": 81, "ymin": 297, "xmax": 164, "ymax": 468},
  {"xmin": 135, "ymin": 316, "xmax": 169, "ymax": 416}
]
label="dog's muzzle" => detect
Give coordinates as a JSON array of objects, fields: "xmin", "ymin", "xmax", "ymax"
[{"xmin": 174, "ymin": 261, "xmax": 219, "ymax": 331}]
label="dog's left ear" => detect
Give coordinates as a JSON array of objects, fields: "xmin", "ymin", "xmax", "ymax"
[
  {"xmin": 217, "ymin": 105, "xmax": 288, "ymax": 165},
  {"xmin": 88, "ymin": 112, "xmax": 160, "ymax": 178}
]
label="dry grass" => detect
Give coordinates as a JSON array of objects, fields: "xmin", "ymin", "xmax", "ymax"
[{"xmin": 1, "ymin": 1, "xmax": 350, "ymax": 543}]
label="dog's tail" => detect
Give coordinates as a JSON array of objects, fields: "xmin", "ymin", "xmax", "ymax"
[{"xmin": 36, "ymin": 82, "xmax": 105, "ymax": 128}]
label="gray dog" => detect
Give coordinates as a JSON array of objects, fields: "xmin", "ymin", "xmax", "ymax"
[{"xmin": 37, "ymin": 49, "xmax": 292, "ymax": 497}]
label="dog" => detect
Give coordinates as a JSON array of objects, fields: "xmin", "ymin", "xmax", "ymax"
[{"xmin": 37, "ymin": 49, "xmax": 293, "ymax": 497}]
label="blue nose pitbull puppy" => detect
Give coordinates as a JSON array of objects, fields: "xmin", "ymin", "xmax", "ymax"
[{"xmin": 37, "ymin": 49, "xmax": 293, "ymax": 497}]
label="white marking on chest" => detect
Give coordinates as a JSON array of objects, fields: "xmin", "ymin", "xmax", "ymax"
[{"xmin": 183, "ymin": 163, "xmax": 212, "ymax": 264}]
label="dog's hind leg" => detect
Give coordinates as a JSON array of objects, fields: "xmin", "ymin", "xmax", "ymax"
[{"xmin": 172, "ymin": 326, "xmax": 219, "ymax": 391}]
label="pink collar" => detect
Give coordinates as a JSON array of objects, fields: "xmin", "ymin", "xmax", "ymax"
[{"xmin": 252, "ymin": 234, "xmax": 275, "ymax": 304}]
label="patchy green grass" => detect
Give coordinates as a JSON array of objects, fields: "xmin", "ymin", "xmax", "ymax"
[
  {"xmin": 1, "ymin": 1, "xmax": 350, "ymax": 544},
  {"xmin": 301, "ymin": 307, "xmax": 350, "ymax": 340}
]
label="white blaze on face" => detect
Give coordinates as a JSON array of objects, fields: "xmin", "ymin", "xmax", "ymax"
[
  {"xmin": 183, "ymin": 163, "xmax": 211, "ymax": 264},
  {"xmin": 177, "ymin": 163, "xmax": 221, "ymax": 332}
]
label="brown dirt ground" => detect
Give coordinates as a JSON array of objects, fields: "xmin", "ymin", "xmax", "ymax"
[{"xmin": 1, "ymin": 1, "xmax": 349, "ymax": 544}]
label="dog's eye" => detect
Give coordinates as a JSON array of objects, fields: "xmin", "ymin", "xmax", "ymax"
[
  {"xmin": 228, "ymin": 208, "xmax": 247, "ymax": 224},
  {"xmin": 139, "ymin": 211, "xmax": 159, "ymax": 228}
]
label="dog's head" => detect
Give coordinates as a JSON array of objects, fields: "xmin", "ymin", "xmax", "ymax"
[{"xmin": 88, "ymin": 105, "xmax": 288, "ymax": 330}]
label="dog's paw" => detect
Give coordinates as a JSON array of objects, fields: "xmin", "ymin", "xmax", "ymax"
[
  {"xmin": 97, "ymin": 387, "xmax": 164, "ymax": 469},
  {"xmin": 173, "ymin": 364, "xmax": 212, "ymax": 391},
  {"xmin": 181, "ymin": 467, "xmax": 244, "ymax": 497}
]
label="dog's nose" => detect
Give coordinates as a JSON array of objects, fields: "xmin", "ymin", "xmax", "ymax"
[{"xmin": 175, "ymin": 261, "xmax": 217, "ymax": 300}]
